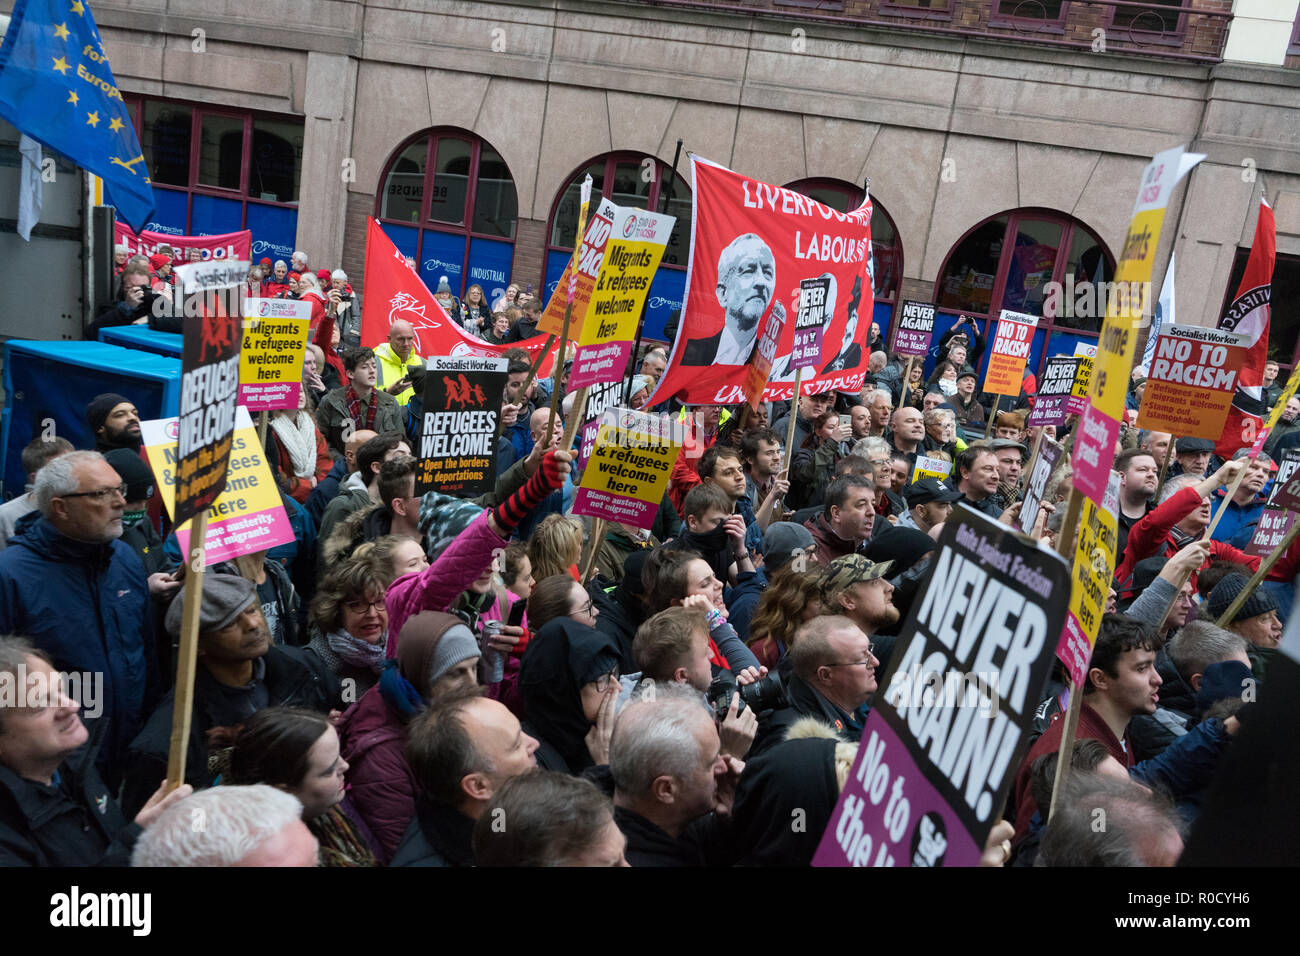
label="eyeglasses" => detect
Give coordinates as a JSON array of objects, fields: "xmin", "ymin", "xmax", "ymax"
[
  {"xmin": 576, "ymin": 599, "xmax": 596, "ymax": 617},
  {"xmin": 344, "ymin": 598, "xmax": 386, "ymax": 615},
  {"xmin": 59, "ymin": 484, "xmax": 127, "ymax": 502},
  {"xmin": 592, "ymin": 671, "xmax": 620, "ymax": 692},
  {"xmin": 825, "ymin": 648, "xmax": 876, "ymax": 666}
]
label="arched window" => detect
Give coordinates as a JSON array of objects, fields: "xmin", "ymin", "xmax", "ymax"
[
  {"xmin": 783, "ymin": 178, "xmax": 902, "ymax": 304},
  {"xmin": 375, "ymin": 129, "xmax": 518, "ymax": 303},
  {"xmin": 934, "ymin": 209, "xmax": 1114, "ymax": 335},
  {"xmin": 545, "ymin": 153, "xmax": 691, "ymax": 342}
]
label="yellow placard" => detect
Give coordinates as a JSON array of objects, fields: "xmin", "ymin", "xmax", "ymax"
[
  {"xmin": 1068, "ymin": 495, "xmax": 1118, "ymax": 643},
  {"xmin": 238, "ymin": 298, "xmax": 310, "ymax": 411},
  {"xmin": 572, "ymin": 409, "xmax": 685, "ymax": 531}
]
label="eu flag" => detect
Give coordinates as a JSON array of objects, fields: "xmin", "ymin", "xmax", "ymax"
[{"xmin": 0, "ymin": 0, "xmax": 154, "ymax": 232}]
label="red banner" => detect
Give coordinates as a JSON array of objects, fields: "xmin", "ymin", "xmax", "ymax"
[
  {"xmin": 359, "ymin": 219, "xmax": 556, "ymax": 374},
  {"xmin": 1215, "ymin": 197, "xmax": 1276, "ymax": 459},
  {"xmin": 113, "ymin": 222, "xmax": 251, "ymax": 264},
  {"xmin": 650, "ymin": 157, "xmax": 873, "ymax": 406}
]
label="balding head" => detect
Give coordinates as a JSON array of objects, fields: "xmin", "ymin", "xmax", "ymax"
[
  {"xmin": 388, "ymin": 320, "xmax": 416, "ymax": 361},
  {"xmin": 530, "ymin": 407, "xmax": 562, "ymax": 450},
  {"xmin": 345, "ymin": 429, "xmax": 378, "ymax": 473}
]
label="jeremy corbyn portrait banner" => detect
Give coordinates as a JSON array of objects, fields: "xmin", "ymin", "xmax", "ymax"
[{"xmin": 650, "ymin": 157, "xmax": 874, "ymax": 406}]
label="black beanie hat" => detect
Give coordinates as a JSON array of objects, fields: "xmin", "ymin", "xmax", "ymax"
[
  {"xmin": 104, "ymin": 448, "xmax": 156, "ymax": 502},
  {"xmin": 86, "ymin": 393, "xmax": 132, "ymax": 434},
  {"xmin": 1207, "ymin": 573, "xmax": 1278, "ymax": 625}
]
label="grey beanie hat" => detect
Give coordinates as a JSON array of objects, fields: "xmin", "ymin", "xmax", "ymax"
[
  {"xmin": 165, "ymin": 573, "xmax": 258, "ymax": 638},
  {"xmin": 428, "ymin": 623, "xmax": 481, "ymax": 683},
  {"xmin": 761, "ymin": 521, "xmax": 816, "ymax": 573}
]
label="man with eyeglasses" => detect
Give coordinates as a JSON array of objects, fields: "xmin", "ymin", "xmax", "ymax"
[
  {"xmin": 0, "ymin": 451, "xmax": 161, "ymax": 789},
  {"xmin": 750, "ymin": 614, "xmax": 880, "ymax": 758},
  {"xmin": 120, "ymin": 573, "xmax": 338, "ymax": 817}
]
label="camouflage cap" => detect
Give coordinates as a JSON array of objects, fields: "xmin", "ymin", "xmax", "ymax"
[{"xmin": 821, "ymin": 554, "xmax": 894, "ymax": 600}]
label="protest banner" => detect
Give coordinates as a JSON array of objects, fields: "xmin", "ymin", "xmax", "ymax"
[
  {"xmin": 172, "ymin": 259, "xmax": 245, "ymax": 526},
  {"xmin": 538, "ymin": 196, "xmax": 617, "ymax": 340},
  {"xmin": 415, "ymin": 357, "xmax": 508, "ymax": 497},
  {"xmin": 1026, "ymin": 357, "xmax": 1079, "ymax": 428},
  {"xmin": 1071, "ymin": 145, "xmax": 1204, "ymax": 506},
  {"xmin": 1018, "ymin": 438, "xmax": 1062, "ymax": 535},
  {"xmin": 650, "ymin": 156, "xmax": 873, "ymax": 406},
  {"xmin": 359, "ymin": 219, "xmax": 556, "ymax": 374},
  {"xmin": 114, "ymin": 222, "xmax": 252, "ymax": 263},
  {"xmin": 572, "ymin": 408, "xmax": 685, "ymax": 532},
  {"xmin": 893, "ymin": 300, "xmax": 937, "ymax": 357},
  {"xmin": 238, "ymin": 298, "xmax": 310, "ymax": 412},
  {"xmin": 983, "ymin": 310, "xmax": 1039, "ymax": 397},
  {"xmin": 1136, "ymin": 324, "xmax": 1249, "ymax": 439},
  {"xmin": 813, "ymin": 508, "xmax": 1069, "ymax": 867},
  {"xmin": 1248, "ymin": 450, "xmax": 1300, "ymax": 557},
  {"xmin": 570, "ymin": 204, "xmax": 675, "ymax": 389},
  {"xmin": 577, "ymin": 379, "xmax": 629, "ymax": 471},
  {"xmin": 1057, "ymin": 470, "xmax": 1120, "ymax": 688},
  {"xmin": 911, "ymin": 455, "xmax": 952, "ymax": 484},
  {"xmin": 140, "ymin": 406, "xmax": 297, "ymax": 565}
]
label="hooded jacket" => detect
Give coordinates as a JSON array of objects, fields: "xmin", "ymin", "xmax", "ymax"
[
  {"xmin": 1208, "ymin": 486, "xmax": 1269, "ymax": 550},
  {"xmin": 0, "ymin": 743, "xmax": 140, "ymax": 867},
  {"xmin": 317, "ymin": 471, "xmax": 372, "ymax": 564},
  {"xmin": 1115, "ymin": 485, "xmax": 1260, "ymax": 590},
  {"xmin": 121, "ymin": 645, "xmax": 337, "ymax": 817},
  {"xmin": 1127, "ymin": 646, "xmax": 1198, "ymax": 762},
  {"xmin": 336, "ymin": 611, "xmax": 469, "ymax": 863},
  {"xmin": 0, "ymin": 512, "xmax": 158, "ymax": 788},
  {"xmin": 519, "ymin": 620, "xmax": 621, "ymax": 775}
]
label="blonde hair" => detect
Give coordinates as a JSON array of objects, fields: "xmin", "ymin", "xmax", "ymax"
[
  {"xmin": 351, "ymin": 535, "xmax": 423, "ymax": 585},
  {"xmin": 528, "ymin": 514, "xmax": 583, "ymax": 581}
]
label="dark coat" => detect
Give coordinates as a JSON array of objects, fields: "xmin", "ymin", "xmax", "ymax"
[
  {"xmin": 0, "ymin": 513, "xmax": 159, "ymax": 787},
  {"xmin": 121, "ymin": 645, "xmax": 338, "ymax": 816},
  {"xmin": 0, "ymin": 744, "xmax": 140, "ymax": 866},
  {"xmin": 389, "ymin": 799, "xmax": 475, "ymax": 867},
  {"xmin": 751, "ymin": 671, "xmax": 861, "ymax": 758}
]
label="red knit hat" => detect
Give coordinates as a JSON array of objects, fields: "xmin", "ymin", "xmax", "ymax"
[
  {"xmin": 259, "ymin": 257, "xmax": 273, "ymax": 268},
  {"xmin": 148, "ymin": 253, "xmax": 171, "ymax": 271},
  {"xmin": 288, "ymin": 271, "xmax": 301, "ymax": 282},
  {"xmin": 317, "ymin": 269, "xmax": 332, "ymax": 285}
]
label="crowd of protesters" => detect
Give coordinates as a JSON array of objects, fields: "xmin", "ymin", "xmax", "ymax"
[{"xmin": 0, "ymin": 256, "xmax": 1287, "ymax": 868}]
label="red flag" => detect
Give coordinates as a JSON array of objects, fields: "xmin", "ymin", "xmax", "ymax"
[
  {"xmin": 1215, "ymin": 198, "xmax": 1276, "ymax": 458},
  {"xmin": 359, "ymin": 219, "xmax": 556, "ymax": 373}
]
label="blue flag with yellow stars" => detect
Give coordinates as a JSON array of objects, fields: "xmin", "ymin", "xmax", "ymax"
[{"xmin": 0, "ymin": 0, "xmax": 154, "ymax": 232}]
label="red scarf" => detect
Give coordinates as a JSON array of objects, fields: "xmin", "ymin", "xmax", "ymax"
[{"xmin": 346, "ymin": 386, "xmax": 378, "ymax": 431}]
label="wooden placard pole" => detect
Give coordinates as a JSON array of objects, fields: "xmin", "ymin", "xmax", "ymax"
[
  {"xmin": 1153, "ymin": 438, "xmax": 1175, "ymax": 502},
  {"xmin": 579, "ymin": 517, "xmax": 606, "ymax": 584},
  {"xmin": 520, "ymin": 334, "xmax": 557, "ymax": 398},
  {"xmin": 901, "ymin": 356, "xmax": 915, "ymax": 402},
  {"xmin": 782, "ymin": 368, "xmax": 806, "ymax": 473},
  {"xmin": 257, "ymin": 409, "xmax": 269, "ymax": 448},
  {"xmin": 165, "ymin": 509, "xmax": 209, "ymax": 791},
  {"xmin": 1214, "ymin": 519, "xmax": 1300, "ymax": 627},
  {"xmin": 1201, "ymin": 465, "xmax": 1249, "ymax": 543},
  {"xmin": 1046, "ymin": 485, "xmax": 1085, "ymax": 822},
  {"xmin": 545, "ymin": 187, "xmax": 592, "ymax": 448}
]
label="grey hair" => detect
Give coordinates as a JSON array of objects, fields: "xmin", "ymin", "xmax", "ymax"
[
  {"xmin": 610, "ymin": 682, "xmax": 710, "ymax": 799},
  {"xmin": 1036, "ymin": 774, "xmax": 1182, "ymax": 867},
  {"xmin": 867, "ymin": 387, "xmax": 892, "ymax": 407},
  {"xmin": 1233, "ymin": 448, "xmax": 1272, "ymax": 467},
  {"xmin": 1167, "ymin": 620, "xmax": 1248, "ymax": 683},
  {"xmin": 297, "ymin": 272, "xmax": 320, "ymax": 292},
  {"xmin": 1159, "ymin": 474, "xmax": 1199, "ymax": 505},
  {"xmin": 34, "ymin": 450, "xmax": 107, "ymax": 516},
  {"xmin": 131, "ymin": 785, "xmax": 309, "ymax": 867},
  {"xmin": 0, "ymin": 636, "xmax": 50, "ymax": 731},
  {"xmin": 716, "ymin": 233, "xmax": 772, "ymax": 286},
  {"xmin": 331, "ymin": 269, "xmax": 348, "ymax": 282},
  {"xmin": 274, "ymin": 259, "xmax": 287, "ymax": 270},
  {"xmin": 291, "ymin": 250, "xmax": 308, "ymax": 264},
  {"xmin": 851, "ymin": 437, "xmax": 891, "ymax": 461},
  {"xmin": 114, "ymin": 243, "xmax": 130, "ymax": 254},
  {"xmin": 923, "ymin": 407, "xmax": 954, "ymax": 427}
]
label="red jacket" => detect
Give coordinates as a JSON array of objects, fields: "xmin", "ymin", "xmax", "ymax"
[
  {"xmin": 1012, "ymin": 700, "xmax": 1131, "ymax": 842},
  {"xmin": 270, "ymin": 421, "xmax": 334, "ymax": 503},
  {"xmin": 336, "ymin": 685, "xmax": 414, "ymax": 864},
  {"xmin": 263, "ymin": 279, "xmax": 290, "ymax": 298},
  {"xmin": 1114, "ymin": 485, "xmax": 1260, "ymax": 591},
  {"xmin": 313, "ymin": 311, "xmax": 348, "ymax": 385},
  {"xmin": 669, "ymin": 417, "xmax": 716, "ymax": 514}
]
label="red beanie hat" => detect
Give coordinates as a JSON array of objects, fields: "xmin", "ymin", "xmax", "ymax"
[
  {"xmin": 148, "ymin": 253, "xmax": 171, "ymax": 271},
  {"xmin": 317, "ymin": 269, "xmax": 331, "ymax": 285},
  {"xmin": 288, "ymin": 271, "xmax": 301, "ymax": 281},
  {"xmin": 259, "ymin": 257, "xmax": 273, "ymax": 268}
]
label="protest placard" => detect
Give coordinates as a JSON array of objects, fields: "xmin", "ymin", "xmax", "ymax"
[
  {"xmin": 1248, "ymin": 449, "xmax": 1300, "ymax": 557},
  {"xmin": 415, "ymin": 357, "xmax": 508, "ymax": 497},
  {"xmin": 172, "ymin": 259, "xmax": 246, "ymax": 525},
  {"xmin": 572, "ymin": 409, "xmax": 685, "ymax": 531},
  {"xmin": 537, "ymin": 198, "xmax": 618, "ymax": 340},
  {"xmin": 577, "ymin": 379, "xmax": 628, "ymax": 470},
  {"xmin": 570, "ymin": 206, "xmax": 675, "ymax": 389},
  {"xmin": 893, "ymin": 300, "xmax": 936, "ymax": 357},
  {"xmin": 983, "ymin": 310, "xmax": 1039, "ymax": 397},
  {"xmin": 1068, "ymin": 354, "xmax": 1093, "ymax": 415},
  {"xmin": 741, "ymin": 295, "xmax": 786, "ymax": 411},
  {"xmin": 813, "ymin": 508, "xmax": 1069, "ymax": 867},
  {"xmin": 1136, "ymin": 325, "xmax": 1249, "ymax": 439},
  {"xmin": 1057, "ymin": 471, "xmax": 1120, "ymax": 687},
  {"xmin": 651, "ymin": 157, "xmax": 873, "ymax": 406},
  {"xmin": 1018, "ymin": 438, "xmax": 1062, "ymax": 534},
  {"xmin": 1072, "ymin": 145, "xmax": 1204, "ymax": 506},
  {"xmin": 1026, "ymin": 357, "xmax": 1079, "ymax": 428},
  {"xmin": 911, "ymin": 455, "xmax": 952, "ymax": 484},
  {"xmin": 238, "ymin": 298, "xmax": 310, "ymax": 411},
  {"xmin": 790, "ymin": 276, "xmax": 833, "ymax": 369},
  {"xmin": 140, "ymin": 406, "xmax": 296, "ymax": 565}
]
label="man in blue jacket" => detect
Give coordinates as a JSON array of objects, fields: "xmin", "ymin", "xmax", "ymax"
[{"xmin": 0, "ymin": 451, "xmax": 160, "ymax": 789}]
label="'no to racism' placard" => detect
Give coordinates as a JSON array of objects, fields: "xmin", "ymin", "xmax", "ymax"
[
  {"xmin": 894, "ymin": 301, "xmax": 937, "ymax": 357},
  {"xmin": 173, "ymin": 259, "xmax": 246, "ymax": 526},
  {"xmin": 983, "ymin": 310, "xmax": 1039, "ymax": 397},
  {"xmin": 1136, "ymin": 324, "xmax": 1249, "ymax": 439},
  {"xmin": 416, "ymin": 356, "xmax": 508, "ymax": 497},
  {"xmin": 813, "ymin": 507, "xmax": 1069, "ymax": 867}
]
